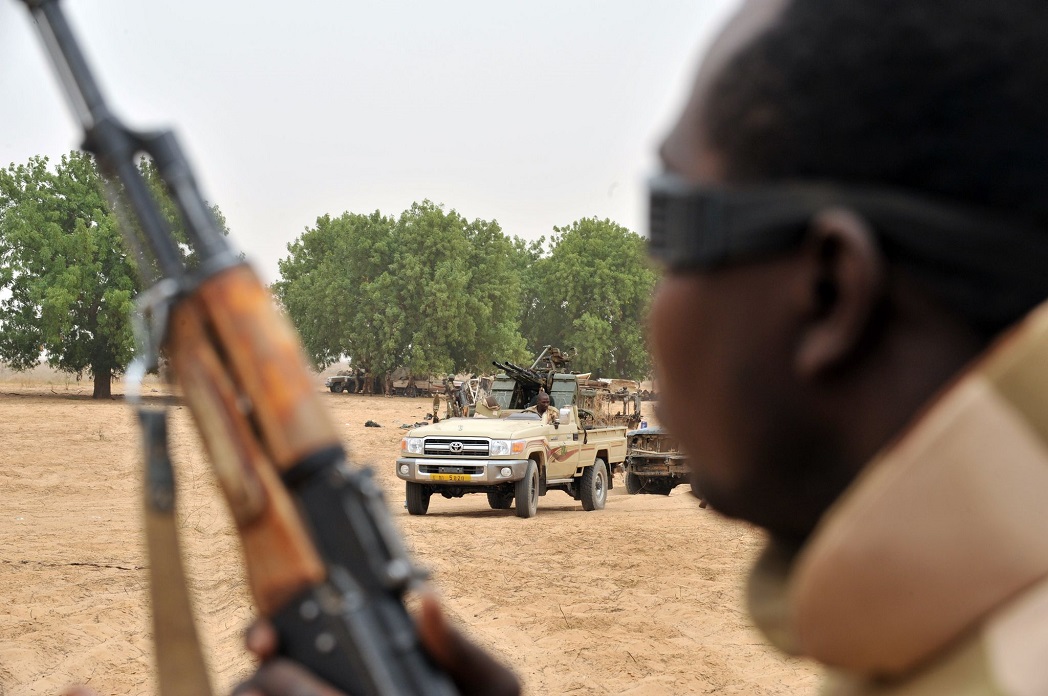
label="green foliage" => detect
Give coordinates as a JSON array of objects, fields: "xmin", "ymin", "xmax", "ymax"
[
  {"xmin": 275, "ymin": 202, "xmax": 529, "ymax": 375},
  {"xmin": 519, "ymin": 218, "xmax": 656, "ymax": 378},
  {"xmin": 277, "ymin": 208, "xmax": 654, "ymax": 380},
  {"xmin": 135, "ymin": 158, "xmax": 231, "ymax": 267},
  {"xmin": 274, "ymin": 210, "xmax": 397, "ymax": 369},
  {"xmin": 0, "ymin": 152, "xmax": 231, "ymax": 398},
  {"xmin": 0, "ymin": 152, "xmax": 137, "ymax": 397}
]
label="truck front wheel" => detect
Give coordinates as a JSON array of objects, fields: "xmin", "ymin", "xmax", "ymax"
[
  {"xmin": 514, "ymin": 461, "xmax": 539, "ymax": 518},
  {"xmin": 625, "ymin": 471, "xmax": 643, "ymax": 495},
  {"xmin": 406, "ymin": 482, "xmax": 431, "ymax": 515},
  {"xmin": 487, "ymin": 489, "xmax": 514, "ymax": 510},
  {"xmin": 330, "ymin": 382, "xmax": 344, "ymax": 394},
  {"xmin": 581, "ymin": 458, "xmax": 608, "ymax": 511}
]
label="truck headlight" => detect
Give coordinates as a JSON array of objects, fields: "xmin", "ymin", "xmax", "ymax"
[
  {"xmin": 490, "ymin": 440, "xmax": 525, "ymax": 456},
  {"xmin": 402, "ymin": 438, "xmax": 423, "ymax": 454}
]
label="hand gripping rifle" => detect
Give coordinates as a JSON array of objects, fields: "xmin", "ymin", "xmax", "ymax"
[{"xmin": 18, "ymin": 2, "xmax": 456, "ymax": 695}]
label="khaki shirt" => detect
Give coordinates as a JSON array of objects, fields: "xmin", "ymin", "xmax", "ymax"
[
  {"xmin": 748, "ymin": 301, "xmax": 1048, "ymax": 695},
  {"xmin": 524, "ymin": 404, "xmax": 559, "ymax": 426}
]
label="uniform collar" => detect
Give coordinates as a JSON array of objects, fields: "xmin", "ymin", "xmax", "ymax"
[{"xmin": 750, "ymin": 301, "xmax": 1048, "ymax": 677}]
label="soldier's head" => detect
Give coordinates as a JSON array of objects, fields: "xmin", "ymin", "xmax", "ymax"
[
  {"xmin": 650, "ymin": 0, "xmax": 1048, "ymax": 541},
  {"xmin": 536, "ymin": 390, "xmax": 550, "ymax": 413}
]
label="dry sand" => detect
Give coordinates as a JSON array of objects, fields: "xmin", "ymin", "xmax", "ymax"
[{"xmin": 0, "ymin": 371, "xmax": 818, "ymax": 695}]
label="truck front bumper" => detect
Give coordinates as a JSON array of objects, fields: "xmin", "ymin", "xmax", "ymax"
[{"xmin": 395, "ymin": 458, "xmax": 532, "ymax": 485}]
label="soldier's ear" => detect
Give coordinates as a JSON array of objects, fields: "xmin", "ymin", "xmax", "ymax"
[{"xmin": 793, "ymin": 208, "xmax": 885, "ymax": 379}]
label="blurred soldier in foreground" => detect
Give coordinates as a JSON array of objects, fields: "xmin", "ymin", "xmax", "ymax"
[
  {"xmin": 233, "ymin": 0, "xmax": 1048, "ymax": 694},
  {"xmin": 645, "ymin": 0, "xmax": 1048, "ymax": 693}
]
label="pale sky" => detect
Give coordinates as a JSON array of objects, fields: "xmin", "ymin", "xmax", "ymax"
[{"xmin": 1, "ymin": 1, "xmax": 740, "ymax": 283}]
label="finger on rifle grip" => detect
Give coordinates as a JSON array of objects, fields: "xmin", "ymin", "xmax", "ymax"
[
  {"xmin": 168, "ymin": 301, "xmax": 326, "ymax": 615},
  {"xmin": 194, "ymin": 265, "xmax": 343, "ymax": 469}
]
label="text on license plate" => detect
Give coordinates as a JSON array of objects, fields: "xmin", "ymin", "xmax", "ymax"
[{"xmin": 429, "ymin": 473, "xmax": 471, "ymax": 482}]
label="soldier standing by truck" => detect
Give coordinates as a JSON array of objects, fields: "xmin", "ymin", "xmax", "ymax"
[{"xmin": 430, "ymin": 376, "xmax": 461, "ymax": 423}]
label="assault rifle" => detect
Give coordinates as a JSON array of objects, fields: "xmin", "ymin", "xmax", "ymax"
[{"xmin": 17, "ymin": 2, "xmax": 456, "ymax": 695}]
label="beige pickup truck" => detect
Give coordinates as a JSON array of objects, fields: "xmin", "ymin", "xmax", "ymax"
[{"xmin": 396, "ymin": 372, "xmax": 627, "ymax": 517}]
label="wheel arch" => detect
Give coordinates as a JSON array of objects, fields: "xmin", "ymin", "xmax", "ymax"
[
  {"xmin": 530, "ymin": 451, "xmax": 547, "ymax": 495},
  {"xmin": 595, "ymin": 449, "xmax": 612, "ymax": 489}
]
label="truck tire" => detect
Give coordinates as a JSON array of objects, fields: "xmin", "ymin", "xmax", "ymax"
[
  {"xmin": 514, "ymin": 461, "xmax": 539, "ymax": 518},
  {"xmin": 406, "ymin": 482, "xmax": 431, "ymax": 515},
  {"xmin": 581, "ymin": 458, "xmax": 608, "ymax": 511},
  {"xmin": 625, "ymin": 471, "xmax": 643, "ymax": 495},
  {"xmin": 330, "ymin": 382, "xmax": 344, "ymax": 394},
  {"xmin": 486, "ymin": 489, "xmax": 513, "ymax": 510}
]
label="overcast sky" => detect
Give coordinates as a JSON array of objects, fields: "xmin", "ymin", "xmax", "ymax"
[{"xmin": 1, "ymin": 1, "xmax": 740, "ymax": 283}]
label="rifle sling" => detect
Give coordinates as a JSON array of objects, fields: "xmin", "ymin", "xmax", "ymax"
[{"xmin": 141, "ymin": 409, "xmax": 215, "ymax": 696}]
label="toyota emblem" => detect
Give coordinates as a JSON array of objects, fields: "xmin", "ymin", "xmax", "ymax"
[{"xmin": 450, "ymin": 441, "xmax": 463, "ymax": 453}]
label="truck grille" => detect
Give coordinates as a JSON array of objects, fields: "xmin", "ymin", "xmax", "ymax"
[
  {"xmin": 418, "ymin": 465, "xmax": 485, "ymax": 475},
  {"xmin": 423, "ymin": 438, "xmax": 489, "ymax": 457}
]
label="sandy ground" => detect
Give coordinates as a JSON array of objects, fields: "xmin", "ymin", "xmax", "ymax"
[{"xmin": 0, "ymin": 370, "xmax": 819, "ymax": 695}]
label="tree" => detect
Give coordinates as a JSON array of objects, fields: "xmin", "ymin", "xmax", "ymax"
[
  {"xmin": 273, "ymin": 210, "xmax": 397, "ymax": 370},
  {"xmin": 386, "ymin": 202, "xmax": 527, "ymax": 375},
  {"xmin": 0, "ymin": 153, "xmax": 136, "ymax": 398},
  {"xmin": 0, "ymin": 152, "xmax": 230, "ymax": 398},
  {"xmin": 519, "ymin": 218, "xmax": 656, "ymax": 379},
  {"xmin": 274, "ymin": 201, "xmax": 528, "ymax": 376}
]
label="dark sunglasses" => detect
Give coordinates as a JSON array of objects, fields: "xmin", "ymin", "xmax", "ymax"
[{"xmin": 647, "ymin": 172, "xmax": 1047, "ymax": 289}]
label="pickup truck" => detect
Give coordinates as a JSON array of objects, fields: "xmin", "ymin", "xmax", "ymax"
[
  {"xmin": 623, "ymin": 427, "xmax": 690, "ymax": 495},
  {"xmin": 396, "ymin": 371, "xmax": 627, "ymax": 517}
]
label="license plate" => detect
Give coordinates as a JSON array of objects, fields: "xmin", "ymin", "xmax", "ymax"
[{"xmin": 429, "ymin": 473, "xmax": 471, "ymax": 482}]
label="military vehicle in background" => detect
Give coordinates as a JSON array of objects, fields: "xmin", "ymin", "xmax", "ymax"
[
  {"xmin": 326, "ymin": 367, "xmax": 485, "ymax": 399},
  {"xmin": 503, "ymin": 346, "xmax": 642, "ymax": 429},
  {"xmin": 623, "ymin": 427, "xmax": 690, "ymax": 495},
  {"xmin": 390, "ymin": 369, "xmax": 439, "ymax": 397},
  {"xmin": 325, "ymin": 368, "xmax": 370, "ymax": 393},
  {"xmin": 396, "ymin": 348, "xmax": 629, "ymax": 517}
]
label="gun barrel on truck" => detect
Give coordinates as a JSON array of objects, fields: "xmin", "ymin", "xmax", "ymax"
[{"xmin": 491, "ymin": 361, "xmax": 545, "ymax": 390}]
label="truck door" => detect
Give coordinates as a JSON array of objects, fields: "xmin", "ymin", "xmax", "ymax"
[{"xmin": 545, "ymin": 405, "xmax": 582, "ymax": 479}]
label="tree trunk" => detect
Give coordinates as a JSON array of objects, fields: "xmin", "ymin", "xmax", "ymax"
[{"xmin": 93, "ymin": 365, "xmax": 113, "ymax": 399}]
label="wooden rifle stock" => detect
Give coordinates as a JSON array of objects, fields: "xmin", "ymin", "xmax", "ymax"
[
  {"xmin": 167, "ymin": 265, "xmax": 457, "ymax": 696},
  {"xmin": 166, "ymin": 264, "xmax": 329, "ymax": 614}
]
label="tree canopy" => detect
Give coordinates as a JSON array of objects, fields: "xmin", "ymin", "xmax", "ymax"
[
  {"xmin": 0, "ymin": 153, "xmax": 135, "ymax": 398},
  {"xmin": 0, "ymin": 152, "xmax": 228, "ymax": 398},
  {"xmin": 274, "ymin": 201, "xmax": 529, "ymax": 376},
  {"xmin": 0, "ymin": 150, "xmax": 656, "ymax": 395},
  {"xmin": 519, "ymin": 218, "xmax": 656, "ymax": 378},
  {"xmin": 276, "ymin": 209, "xmax": 656, "ymax": 380}
]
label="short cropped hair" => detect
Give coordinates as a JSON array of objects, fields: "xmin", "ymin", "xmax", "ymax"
[{"xmin": 703, "ymin": 1, "xmax": 1048, "ymax": 337}]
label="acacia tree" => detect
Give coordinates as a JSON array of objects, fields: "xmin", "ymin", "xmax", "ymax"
[
  {"xmin": 0, "ymin": 153, "xmax": 136, "ymax": 398},
  {"xmin": 274, "ymin": 201, "xmax": 528, "ymax": 376},
  {"xmin": 387, "ymin": 201, "xmax": 527, "ymax": 375},
  {"xmin": 274, "ymin": 211, "xmax": 397, "ymax": 370},
  {"xmin": 519, "ymin": 217, "xmax": 656, "ymax": 379},
  {"xmin": 0, "ymin": 152, "xmax": 230, "ymax": 398}
]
